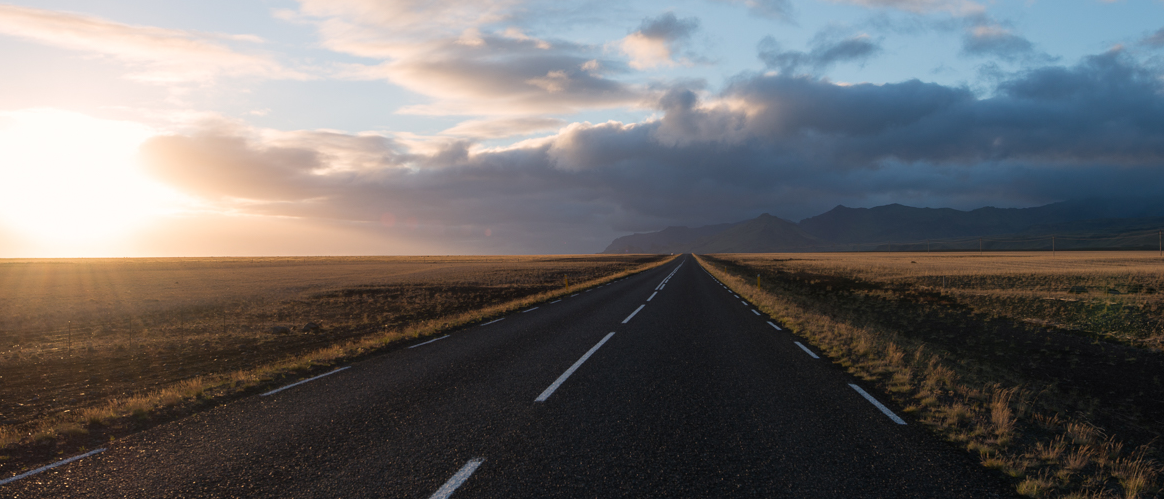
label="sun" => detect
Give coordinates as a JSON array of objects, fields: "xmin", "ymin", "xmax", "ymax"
[{"xmin": 0, "ymin": 109, "xmax": 179, "ymax": 247}]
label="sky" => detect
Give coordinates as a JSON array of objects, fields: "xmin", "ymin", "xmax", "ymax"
[{"xmin": 0, "ymin": 0, "xmax": 1162, "ymax": 256}]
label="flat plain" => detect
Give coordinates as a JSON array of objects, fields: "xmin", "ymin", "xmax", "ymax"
[
  {"xmin": 702, "ymin": 251, "xmax": 1163, "ymax": 498},
  {"xmin": 0, "ymin": 255, "xmax": 666, "ymax": 443}
]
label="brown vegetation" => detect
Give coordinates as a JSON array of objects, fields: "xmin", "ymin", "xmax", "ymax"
[
  {"xmin": 698, "ymin": 252, "xmax": 1162, "ymax": 499},
  {"xmin": 0, "ymin": 255, "xmax": 672, "ymax": 474}
]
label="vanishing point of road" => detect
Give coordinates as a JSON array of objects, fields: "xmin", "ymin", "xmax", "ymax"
[{"xmin": 3, "ymin": 256, "xmax": 1015, "ymax": 498}]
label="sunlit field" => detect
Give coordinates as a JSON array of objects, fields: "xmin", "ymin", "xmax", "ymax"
[{"xmin": 0, "ymin": 255, "xmax": 665, "ymax": 435}]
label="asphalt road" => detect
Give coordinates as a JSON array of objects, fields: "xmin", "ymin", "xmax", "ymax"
[{"xmin": 3, "ymin": 255, "xmax": 1015, "ymax": 498}]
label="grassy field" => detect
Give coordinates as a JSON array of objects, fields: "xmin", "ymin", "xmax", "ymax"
[
  {"xmin": 699, "ymin": 252, "xmax": 1163, "ymax": 498},
  {"xmin": 0, "ymin": 255, "xmax": 670, "ymax": 468}
]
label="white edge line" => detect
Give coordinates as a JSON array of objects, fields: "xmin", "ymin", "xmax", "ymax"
[
  {"xmin": 480, "ymin": 318, "xmax": 504, "ymax": 327},
  {"xmin": 535, "ymin": 332, "xmax": 615, "ymax": 402},
  {"xmin": 0, "ymin": 448, "xmax": 107, "ymax": 485},
  {"xmin": 767, "ymin": 321, "xmax": 782, "ymax": 331},
  {"xmin": 409, "ymin": 335, "xmax": 450, "ymax": 349},
  {"xmin": 429, "ymin": 458, "xmax": 485, "ymax": 499},
  {"xmin": 621, "ymin": 304, "xmax": 646, "ymax": 324},
  {"xmin": 522, "ymin": 307, "xmax": 539, "ymax": 313},
  {"xmin": 752, "ymin": 309, "xmax": 761, "ymax": 316},
  {"xmin": 793, "ymin": 341, "xmax": 820, "ymax": 359},
  {"xmin": 849, "ymin": 384, "xmax": 907, "ymax": 425},
  {"xmin": 261, "ymin": 366, "xmax": 351, "ymax": 397},
  {"xmin": 647, "ymin": 291, "xmax": 658, "ymax": 302}
]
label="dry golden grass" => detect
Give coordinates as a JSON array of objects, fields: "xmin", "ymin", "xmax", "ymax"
[
  {"xmin": 0, "ymin": 254, "xmax": 673, "ymax": 461},
  {"xmin": 697, "ymin": 253, "xmax": 1161, "ymax": 499}
]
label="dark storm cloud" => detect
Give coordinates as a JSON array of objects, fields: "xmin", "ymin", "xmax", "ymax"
[
  {"xmin": 758, "ymin": 30, "xmax": 881, "ymax": 75},
  {"xmin": 140, "ymin": 49, "xmax": 1164, "ymax": 252}
]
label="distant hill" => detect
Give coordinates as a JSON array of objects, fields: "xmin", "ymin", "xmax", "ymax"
[
  {"xmin": 600, "ymin": 197, "xmax": 1164, "ymax": 254},
  {"xmin": 687, "ymin": 214, "xmax": 819, "ymax": 253},
  {"xmin": 601, "ymin": 223, "xmax": 738, "ymax": 254}
]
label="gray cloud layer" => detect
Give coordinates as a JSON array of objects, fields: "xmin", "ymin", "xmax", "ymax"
[{"xmin": 140, "ymin": 49, "xmax": 1164, "ymax": 253}]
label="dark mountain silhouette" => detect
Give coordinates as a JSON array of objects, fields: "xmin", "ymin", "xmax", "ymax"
[{"xmin": 600, "ymin": 197, "xmax": 1164, "ymax": 254}]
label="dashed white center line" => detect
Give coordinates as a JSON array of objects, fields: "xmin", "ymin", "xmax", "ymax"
[
  {"xmin": 261, "ymin": 366, "xmax": 351, "ymax": 397},
  {"xmin": 570, "ymin": 294, "xmax": 579, "ymax": 297},
  {"xmin": 522, "ymin": 307, "xmax": 539, "ymax": 313},
  {"xmin": 751, "ymin": 309, "xmax": 761, "ymax": 316},
  {"xmin": 409, "ymin": 335, "xmax": 449, "ymax": 349},
  {"xmin": 622, "ymin": 304, "xmax": 646, "ymax": 324},
  {"xmin": 0, "ymin": 448, "xmax": 106, "ymax": 485},
  {"xmin": 849, "ymin": 384, "xmax": 907, "ymax": 425},
  {"xmin": 740, "ymin": 300, "xmax": 749, "ymax": 306},
  {"xmin": 767, "ymin": 321, "xmax": 782, "ymax": 331},
  {"xmin": 480, "ymin": 318, "xmax": 504, "ymax": 327},
  {"xmin": 429, "ymin": 458, "xmax": 485, "ymax": 499},
  {"xmin": 647, "ymin": 291, "xmax": 658, "ymax": 301},
  {"xmin": 536, "ymin": 332, "xmax": 616, "ymax": 402},
  {"xmin": 659, "ymin": 284, "xmax": 666, "ymax": 290},
  {"xmin": 794, "ymin": 341, "xmax": 820, "ymax": 359},
  {"xmin": 550, "ymin": 299, "xmax": 562, "ymax": 304}
]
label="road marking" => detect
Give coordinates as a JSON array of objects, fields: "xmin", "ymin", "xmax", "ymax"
[
  {"xmin": 752, "ymin": 309, "xmax": 761, "ymax": 316},
  {"xmin": 733, "ymin": 294, "xmax": 740, "ymax": 298},
  {"xmin": 585, "ymin": 289, "xmax": 592, "ymax": 293},
  {"xmin": 647, "ymin": 291, "xmax": 658, "ymax": 301},
  {"xmin": 409, "ymin": 335, "xmax": 450, "ymax": 349},
  {"xmin": 741, "ymin": 300, "xmax": 748, "ymax": 306},
  {"xmin": 430, "ymin": 458, "xmax": 485, "ymax": 499},
  {"xmin": 481, "ymin": 318, "xmax": 505, "ymax": 327},
  {"xmin": 659, "ymin": 284, "xmax": 666, "ymax": 290},
  {"xmin": 522, "ymin": 307, "xmax": 539, "ymax": 313},
  {"xmin": 0, "ymin": 448, "xmax": 106, "ymax": 485},
  {"xmin": 622, "ymin": 304, "xmax": 646, "ymax": 324},
  {"xmin": 849, "ymin": 384, "xmax": 907, "ymax": 425},
  {"xmin": 536, "ymin": 332, "xmax": 615, "ymax": 402},
  {"xmin": 794, "ymin": 341, "xmax": 820, "ymax": 359},
  {"xmin": 550, "ymin": 299, "xmax": 562, "ymax": 304},
  {"xmin": 767, "ymin": 321, "xmax": 782, "ymax": 331},
  {"xmin": 261, "ymin": 366, "xmax": 351, "ymax": 397},
  {"xmin": 570, "ymin": 294, "xmax": 579, "ymax": 297}
]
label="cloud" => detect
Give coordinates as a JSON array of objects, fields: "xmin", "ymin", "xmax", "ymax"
[
  {"xmin": 0, "ymin": 4, "xmax": 304, "ymax": 83},
  {"xmin": 961, "ymin": 22, "xmax": 1054, "ymax": 63},
  {"xmin": 620, "ymin": 13, "xmax": 701, "ymax": 69},
  {"xmin": 292, "ymin": 0, "xmax": 644, "ymax": 116},
  {"xmin": 1143, "ymin": 27, "xmax": 1164, "ymax": 48},
  {"xmin": 710, "ymin": 0, "xmax": 794, "ymax": 21},
  {"xmin": 825, "ymin": 0, "xmax": 984, "ymax": 15},
  {"xmin": 759, "ymin": 30, "xmax": 881, "ymax": 75},
  {"xmin": 138, "ymin": 49, "xmax": 1164, "ymax": 252},
  {"xmin": 440, "ymin": 117, "xmax": 567, "ymax": 139}
]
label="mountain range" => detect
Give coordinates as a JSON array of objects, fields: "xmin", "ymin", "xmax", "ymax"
[{"xmin": 601, "ymin": 198, "xmax": 1164, "ymax": 254}]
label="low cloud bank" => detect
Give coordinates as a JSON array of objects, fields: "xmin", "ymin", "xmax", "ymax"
[{"xmin": 140, "ymin": 49, "xmax": 1164, "ymax": 253}]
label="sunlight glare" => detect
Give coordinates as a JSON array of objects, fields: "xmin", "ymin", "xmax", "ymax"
[{"xmin": 0, "ymin": 109, "xmax": 179, "ymax": 245}]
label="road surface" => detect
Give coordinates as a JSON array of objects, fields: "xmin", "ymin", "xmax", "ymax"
[{"xmin": 3, "ymin": 256, "xmax": 1014, "ymax": 498}]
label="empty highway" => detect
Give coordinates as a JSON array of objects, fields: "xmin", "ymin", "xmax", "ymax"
[{"xmin": 3, "ymin": 256, "xmax": 1014, "ymax": 498}]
